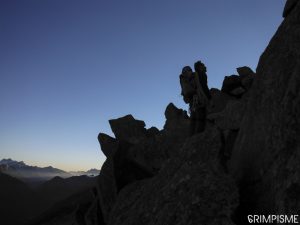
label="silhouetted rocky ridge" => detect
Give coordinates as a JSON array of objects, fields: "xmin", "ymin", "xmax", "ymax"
[{"xmin": 32, "ymin": 1, "xmax": 300, "ymax": 224}]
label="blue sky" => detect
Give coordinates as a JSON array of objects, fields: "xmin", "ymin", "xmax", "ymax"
[{"xmin": 0, "ymin": 0, "xmax": 285, "ymax": 171}]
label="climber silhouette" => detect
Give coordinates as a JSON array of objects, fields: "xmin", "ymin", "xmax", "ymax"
[{"xmin": 179, "ymin": 60, "xmax": 210, "ymax": 134}]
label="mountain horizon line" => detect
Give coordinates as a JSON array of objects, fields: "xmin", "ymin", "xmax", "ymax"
[{"xmin": 0, "ymin": 158, "xmax": 100, "ymax": 175}]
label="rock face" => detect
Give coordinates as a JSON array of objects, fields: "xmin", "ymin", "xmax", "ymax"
[
  {"xmin": 283, "ymin": 0, "xmax": 299, "ymax": 17},
  {"xmin": 228, "ymin": 1, "xmax": 300, "ymax": 223}
]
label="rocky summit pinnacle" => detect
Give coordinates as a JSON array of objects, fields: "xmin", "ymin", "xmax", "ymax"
[{"xmin": 32, "ymin": 2, "xmax": 300, "ymax": 225}]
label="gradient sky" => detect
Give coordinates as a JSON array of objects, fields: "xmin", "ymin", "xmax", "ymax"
[{"xmin": 0, "ymin": 0, "xmax": 285, "ymax": 171}]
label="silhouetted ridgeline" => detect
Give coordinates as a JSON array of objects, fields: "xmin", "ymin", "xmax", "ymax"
[
  {"xmin": 11, "ymin": 1, "xmax": 300, "ymax": 225},
  {"xmin": 0, "ymin": 171, "xmax": 97, "ymax": 225}
]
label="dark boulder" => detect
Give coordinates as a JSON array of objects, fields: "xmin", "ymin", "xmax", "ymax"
[
  {"xmin": 164, "ymin": 103, "xmax": 189, "ymax": 132},
  {"xmin": 237, "ymin": 66, "xmax": 255, "ymax": 90},
  {"xmin": 98, "ymin": 133, "xmax": 118, "ymax": 158},
  {"xmin": 109, "ymin": 115, "xmax": 147, "ymax": 144},
  {"xmin": 236, "ymin": 66, "xmax": 255, "ymax": 78},
  {"xmin": 221, "ymin": 75, "xmax": 242, "ymax": 96}
]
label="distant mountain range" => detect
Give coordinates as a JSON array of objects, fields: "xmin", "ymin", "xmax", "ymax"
[
  {"xmin": 69, "ymin": 168, "xmax": 100, "ymax": 177},
  {"xmin": 0, "ymin": 158, "xmax": 100, "ymax": 184}
]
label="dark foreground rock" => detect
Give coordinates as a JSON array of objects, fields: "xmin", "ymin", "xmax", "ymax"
[
  {"xmin": 97, "ymin": 104, "xmax": 191, "ymax": 224},
  {"xmin": 228, "ymin": 1, "xmax": 300, "ymax": 223},
  {"xmin": 283, "ymin": 0, "xmax": 299, "ymax": 17},
  {"xmin": 108, "ymin": 126, "xmax": 238, "ymax": 225}
]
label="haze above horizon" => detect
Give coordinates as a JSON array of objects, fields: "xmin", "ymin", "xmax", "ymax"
[{"xmin": 0, "ymin": 0, "xmax": 285, "ymax": 171}]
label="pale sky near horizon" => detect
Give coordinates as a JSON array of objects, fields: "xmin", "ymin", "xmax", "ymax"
[{"xmin": 0, "ymin": 0, "xmax": 285, "ymax": 171}]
